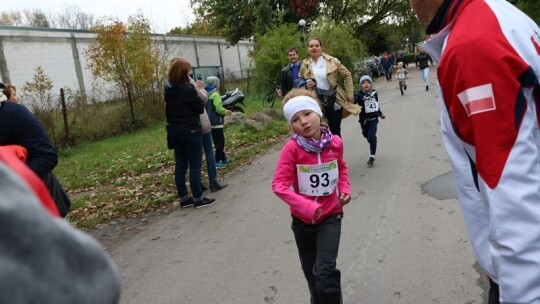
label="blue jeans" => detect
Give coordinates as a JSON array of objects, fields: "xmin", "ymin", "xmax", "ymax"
[
  {"xmin": 361, "ymin": 118, "xmax": 378, "ymax": 156},
  {"xmin": 174, "ymin": 135, "xmax": 203, "ymax": 201},
  {"xmin": 202, "ymin": 132, "xmax": 218, "ymax": 185},
  {"xmin": 420, "ymin": 67, "xmax": 430, "ymax": 86}
]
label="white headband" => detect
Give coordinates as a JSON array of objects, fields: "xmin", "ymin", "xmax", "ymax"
[{"xmin": 283, "ymin": 96, "xmax": 323, "ymax": 125}]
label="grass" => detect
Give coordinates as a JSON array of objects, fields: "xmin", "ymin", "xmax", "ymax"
[{"xmin": 57, "ymin": 112, "xmax": 290, "ymax": 229}]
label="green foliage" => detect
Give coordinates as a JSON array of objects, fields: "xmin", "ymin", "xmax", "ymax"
[
  {"xmin": 252, "ymin": 24, "xmax": 304, "ymax": 90},
  {"xmin": 513, "ymin": 0, "xmax": 540, "ymax": 24},
  {"xmin": 310, "ymin": 20, "xmax": 367, "ymax": 73}
]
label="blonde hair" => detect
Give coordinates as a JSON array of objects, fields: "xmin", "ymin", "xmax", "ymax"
[{"xmin": 282, "ymin": 88, "xmax": 328, "ymax": 128}]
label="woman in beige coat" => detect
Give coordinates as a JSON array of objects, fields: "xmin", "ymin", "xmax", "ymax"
[{"xmin": 299, "ymin": 37, "xmax": 361, "ymax": 137}]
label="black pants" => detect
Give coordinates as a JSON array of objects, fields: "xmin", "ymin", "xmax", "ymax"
[
  {"xmin": 488, "ymin": 278, "xmax": 500, "ymax": 304},
  {"xmin": 360, "ymin": 118, "xmax": 378, "ymax": 156},
  {"xmin": 291, "ymin": 214, "xmax": 343, "ymax": 304},
  {"xmin": 211, "ymin": 128, "xmax": 227, "ymax": 163},
  {"xmin": 323, "ymin": 105, "xmax": 343, "ymax": 137}
]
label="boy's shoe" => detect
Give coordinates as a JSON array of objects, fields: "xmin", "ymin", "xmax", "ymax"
[
  {"xmin": 367, "ymin": 157, "xmax": 375, "ymax": 166},
  {"xmin": 404, "ymin": 84, "xmax": 407, "ymax": 90},
  {"xmin": 210, "ymin": 183, "xmax": 228, "ymax": 193},
  {"xmin": 180, "ymin": 197, "xmax": 194, "ymax": 209},
  {"xmin": 194, "ymin": 197, "xmax": 216, "ymax": 209},
  {"xmin": 216, "ymin": 161, "xmax": 225, "ymax": 169}
]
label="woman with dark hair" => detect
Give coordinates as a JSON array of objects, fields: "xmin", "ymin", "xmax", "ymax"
[
  {"xmin": 299, "ymin": 37, "xmax": 360, "ymax": 137},
  {"xmin": 165, "ymin": 58, "xmax": 215, "ymax": 209}
]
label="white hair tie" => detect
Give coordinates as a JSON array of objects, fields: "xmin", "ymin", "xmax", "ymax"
[{"xmin": 283, "ymin": 96, "xmax": 323, "ymax": 125}]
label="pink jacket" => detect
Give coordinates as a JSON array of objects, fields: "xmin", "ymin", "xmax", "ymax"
[{"xmin": 272, "ymin": 136, "xmax": 351, "ymax": 224}]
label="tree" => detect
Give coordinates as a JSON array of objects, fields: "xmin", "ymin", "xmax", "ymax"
[
  {"xmin": 85, "ymin": 12, "xmax": 159, "ymax": 128},
  {"xmin": 0, "ymin": 11, "xmax": 24, "ymax": 26},
  {"xmin": 23, "ymin": 9, "xmax": 50, "ymax": 28},
  {"xmin": 49, "ymin": 5, "xmax": 98, "ymax": 30}
]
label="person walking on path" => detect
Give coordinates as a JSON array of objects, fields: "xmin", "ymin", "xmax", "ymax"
[
  {"xmin": 354, "ymin": 75, "xmax": 386, "ymax": 166},
  {"xmin": 408, "ymin": 0, "xmax": 540, "ymax": 302},
  {"xmin": 415, "ymin": 47, "xmax": 433, "ymax": 91},
  {"xmin": 299, "ymin": 37, "xmax": 361, "ymax": 137},
  {"xmin": 272, "ymin": 88, "xmax": 351, "ymax": 304},
  {"xmin": 205, "ymin": 76, "xmax": 232, "ymax": 168},
  {"xmin": 380, "ymin": 51, "xmax": 394, "ymax": 81},
  {"xmin": 396, "ymin": 62, "xmax": 409, "ymax": 95},
  {"xmin": 165, "ymin": 58, "xmax": 215, "ymax": 209}
]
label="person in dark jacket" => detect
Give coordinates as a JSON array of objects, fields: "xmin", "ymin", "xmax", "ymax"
[
  {"xmin": 354, "ymin": 75, "xmax": 386, "ymax": 166},
  {"xmin": 380, "ymin": 51, "xmax": 394, "ymax": 81},
  {"xmin": 415, "ymin": 47, "xmax": 433, "ymax": 91},
  {"xmin": 165, "ymin": 58, "xmax": 215, "ymax": 209},
  {"xmin": 396, "ymin": 50, "xmax": 408, "ymax": 68},
  {"xmin": 280, "ymin": 48, "xmax": 301, "ymax": 97},
  {"xmin": 0, "ymin": 92, "xmax": 57, "ymax": 180}
]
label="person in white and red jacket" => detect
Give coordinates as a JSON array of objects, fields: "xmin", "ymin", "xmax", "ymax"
[
  {"xmin": 409, "ymin": 0, "xmax": 540, "ymax": 302},
  {"xmin": 272, "ymin": 88, "xmax": 351, "ymax": 304}
]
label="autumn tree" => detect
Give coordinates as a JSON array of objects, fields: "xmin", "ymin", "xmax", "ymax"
[
  {"xmin": 85, "ymin": 12, "xmax": 159, "ymax": 128},
  {"xmin": 0, "ymin": 11, "xmax": 24, "ymax": 26},
  {"xmin": 49, "ymin": 5, "xmax": 98, "ymax": 30}
]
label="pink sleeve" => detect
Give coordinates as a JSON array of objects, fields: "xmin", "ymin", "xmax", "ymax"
[
  {"xmin": 336, "ymin": 138, "xmax": 351, "ymax": 195},
  {"xmin": 272, "ymin": 141, "xmax": 321, "ymax": 222}
]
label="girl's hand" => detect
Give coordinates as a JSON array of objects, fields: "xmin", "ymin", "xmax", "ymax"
[{"xmin": 339, "ymin": 193, "xmax": 351, "ymax": 206}]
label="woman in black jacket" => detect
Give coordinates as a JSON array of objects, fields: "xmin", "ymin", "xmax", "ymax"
[{"xmin": 165, "ymin": 58, "xmax": 215, "ymax": 209}]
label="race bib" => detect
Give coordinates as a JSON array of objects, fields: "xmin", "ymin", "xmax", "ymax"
[
  {"xmin": 398, "ymin": 73, "xmax": 406, "ymax": 79},
  {"xmin": 297, "ymin": 160, "xmax": 339, "ymax": 196},
  {"xmin": 364, "ymin": 97, "xmax": 379, "ymax": 113}
]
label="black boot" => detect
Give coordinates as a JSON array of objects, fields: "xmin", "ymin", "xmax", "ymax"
[
  {"xmin": 426, "ymin": 85, "xmax": 429, "ymax": 91},
  {"xmin": 210, "ymin": 182, "xmax": 228, "ymax": 193}
]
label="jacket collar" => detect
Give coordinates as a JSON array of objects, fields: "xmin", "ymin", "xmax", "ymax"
[{"xmin": 426, "ymin": 0, "xmax": 475, "ymax": 35}]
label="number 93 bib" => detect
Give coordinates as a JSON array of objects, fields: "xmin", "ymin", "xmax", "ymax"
[{"xmin": 297, "ymin": 160, "xmax": 339, "ymax": 196}]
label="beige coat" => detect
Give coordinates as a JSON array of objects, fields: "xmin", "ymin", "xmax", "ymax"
[{"xmin": 299, "ymin": 53, "xmax": 361, "ymax": 117}]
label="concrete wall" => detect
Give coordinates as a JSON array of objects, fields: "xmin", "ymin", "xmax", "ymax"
[{"xmin": 0, "ymin": 26, "xmax": 251, "ymax": 98}]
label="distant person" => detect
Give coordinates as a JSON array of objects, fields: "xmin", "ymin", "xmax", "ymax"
[
  {"xmin": 408, "ymin": 0, "xmax": 540, "ymax": 302},
  {"xmin": 299, "ymin": 37, "xmax": 361, "ymax": 137},
  {"xmin": 396, "ymin": 61, "xmax": 408, "ymax": 95},
  {"xmin": 354, "ymin": 75, "xmax": 386, "ymax": 166},
  {"xmin": 205, "ymin": 76, "xmax": 232, "ymax": 168},
  {"xmin": 2, "ymin": 84, "xmax": 19, "ymax": 103},
  {"xmin": 280, "ymin": 48, "xmax": 301, "ymax": 97},
  {"xmin": 396, "ymin": 50, "xmax": 408, "ymax": 68},
  {"xmin": 272, "ymin": 88, "xmax": 351, "ymax": 304},
  {"xmin": 415, "ymin": 47, "xmax": 433, "ymax": 91},
  {"xmin": 165, "ymin": 58, "xmax": 215, "ymax": 209},
  {"xmin": 380, "ymin": 51, "xmax": 394, "ymax": 81},
  {"xmin": 0, "ymin": 147, "xmax": 121, "ymax": 304}
]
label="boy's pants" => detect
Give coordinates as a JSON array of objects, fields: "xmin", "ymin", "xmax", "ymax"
[
  {"xmin": 361, "ymin": 118, "xmax": 378, "ymax": 156},
  {"xmin": 211, "ymin": 128, "xmax": 227, "ymax": 163},
  {"xmin": 291, "ymin": 214, "xmax": 343, "ymax": 304}
]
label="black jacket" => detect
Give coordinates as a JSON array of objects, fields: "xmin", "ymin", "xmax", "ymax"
[
  {"xmin": 280, "ymin": 63, "xmax": 300, "ymax": 96},
  {"xmin": 0, "ymin": 101, "xmax": 57, "ymax": 179},
  {"xmin": 416, "ymin": 52, "xmax": 433, "ymax": 69},
  {"xmin": 354, "ymin": 89, "xmax": 383, "ymax": 121},
  {"xmin": 164, "ymin": 83, "xmax": 204, "ymax": 149}
]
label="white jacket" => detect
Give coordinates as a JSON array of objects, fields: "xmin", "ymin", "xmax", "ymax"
[{"xmin": 423, "ymin": 0, "xmax": 540, "ymax": 302}]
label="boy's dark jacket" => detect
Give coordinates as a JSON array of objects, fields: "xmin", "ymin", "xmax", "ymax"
[
  {"xmin": 354, "ymin": 89, "xmax": 383, "ymax": 121},
  {"xmin": 164, "ymin": 83, "xmax": 204, "ymax": 149}
]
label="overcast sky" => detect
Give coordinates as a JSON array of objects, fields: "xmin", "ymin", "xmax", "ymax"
[{"xmin": 5, "ymin": 0, "xmax": 195, "ymax": 33}]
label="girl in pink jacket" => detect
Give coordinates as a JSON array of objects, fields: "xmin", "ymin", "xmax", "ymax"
[{"xmin": 272, "ymin": 88, "xmax": 351, "ymax": 304}]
